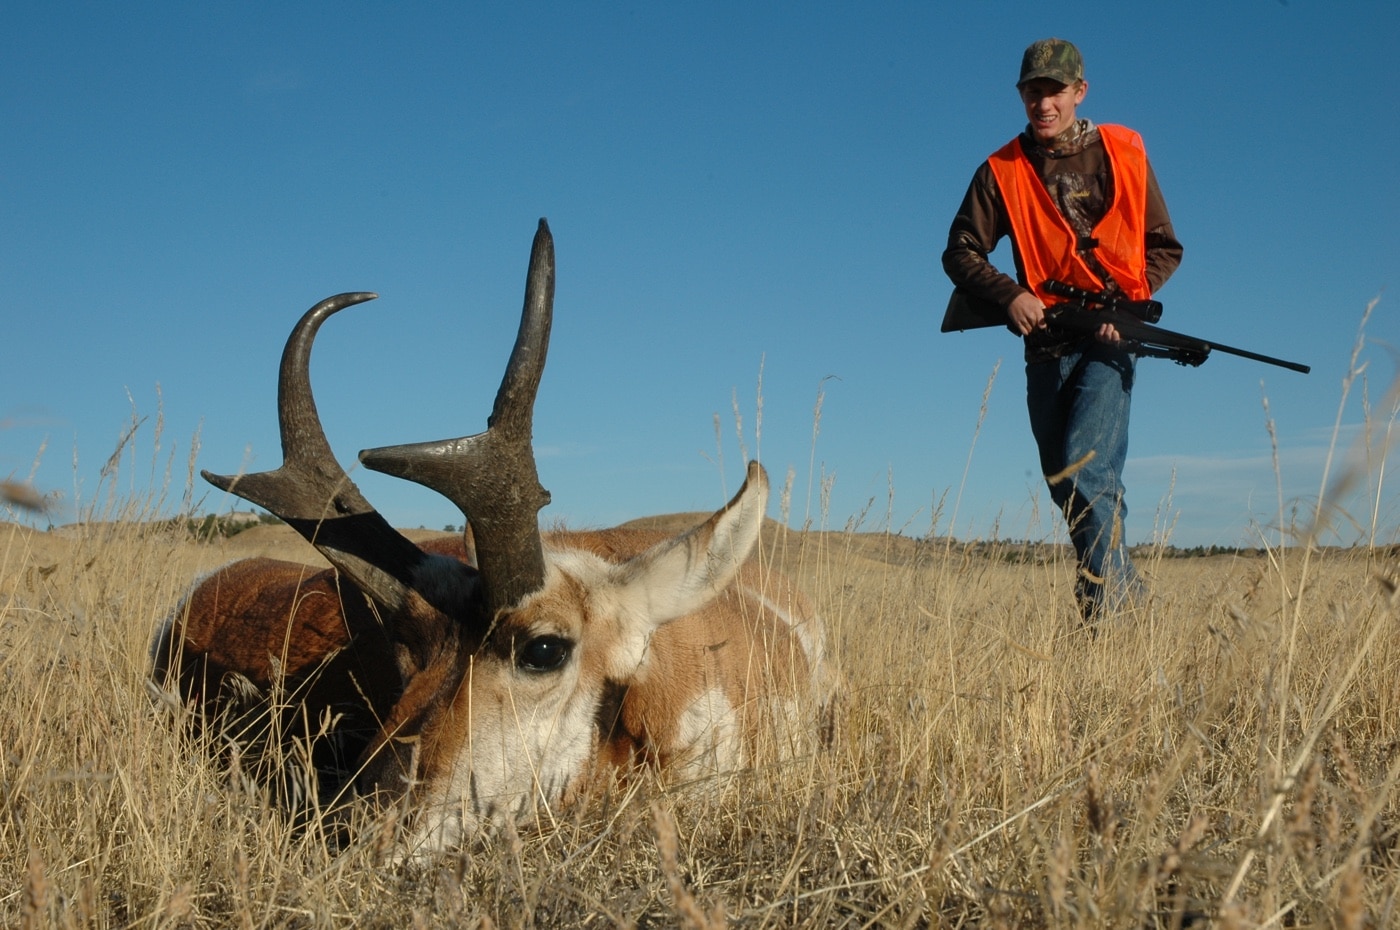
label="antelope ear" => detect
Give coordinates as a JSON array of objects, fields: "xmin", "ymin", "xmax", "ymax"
[{"xmin": 612, "ymin": 461, "xmax": 769, "ymax": 625}]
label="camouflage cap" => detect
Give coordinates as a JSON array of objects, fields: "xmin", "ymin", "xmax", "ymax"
[{"xmin": 1017, "ymin": 38, "xmax": 1083, "ymax": 87}]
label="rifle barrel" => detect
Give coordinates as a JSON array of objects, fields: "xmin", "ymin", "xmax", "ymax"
[{"xmin": 1200, "ymin": 340, "xmax": 1311, "ymax": 374}]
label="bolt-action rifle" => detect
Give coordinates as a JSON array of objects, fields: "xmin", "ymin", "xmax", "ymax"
[{"xmin": 940, "ymin": 281, "xmax": 1310, "ymax": 374}]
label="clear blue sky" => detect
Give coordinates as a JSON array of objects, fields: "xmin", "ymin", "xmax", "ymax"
[{"xmin": 3, "ymin": 2, "xmax": 1396, "ymax": 548}]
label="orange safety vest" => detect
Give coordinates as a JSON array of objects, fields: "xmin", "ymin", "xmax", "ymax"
[{"xmin": 987, "ymin": 124, "xmax": 1151, "ymax": 303}]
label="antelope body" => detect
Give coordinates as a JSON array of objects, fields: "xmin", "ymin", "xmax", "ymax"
[{"xmin": 152, "ymin": 221, "xmax": 832, "ymax": 854}]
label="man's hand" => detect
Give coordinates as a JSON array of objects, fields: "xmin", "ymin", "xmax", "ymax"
[
  {"xmin": 1007, "ymin": 291, "xmax": 1047, "ymax": 336},
  {"xmin": 1095, "ymin": 322, "xmax": 1123, "ymax": 346}
]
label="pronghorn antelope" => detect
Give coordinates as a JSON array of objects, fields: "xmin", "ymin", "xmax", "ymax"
[{"xmin": 152, "ymin": 220, "xmax": 833, "ymax": 853}]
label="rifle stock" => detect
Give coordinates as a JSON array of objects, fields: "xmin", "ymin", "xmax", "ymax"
[{"xmin": 940, "ymin": 287, "xmax": 1013, "ymax": 332}]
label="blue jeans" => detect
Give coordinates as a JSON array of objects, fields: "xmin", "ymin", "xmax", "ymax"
[{"xmin": 1026, "ymin": 342, "xmax": 1144, "ymax": 620}]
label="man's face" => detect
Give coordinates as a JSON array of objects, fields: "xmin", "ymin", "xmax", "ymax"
[{"xmin": 1019, "ymin": 78, "xmax": 1087, "ymax": 143}]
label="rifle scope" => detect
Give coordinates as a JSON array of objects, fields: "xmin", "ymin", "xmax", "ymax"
[{"xmin": 1043, "ymin": 280, "xmax": 1163, "ymax": 324}]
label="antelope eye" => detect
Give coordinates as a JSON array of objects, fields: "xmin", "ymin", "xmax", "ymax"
[{"xmin": 516, "ymin": 635, "xmax": 572, "ymax": 673}]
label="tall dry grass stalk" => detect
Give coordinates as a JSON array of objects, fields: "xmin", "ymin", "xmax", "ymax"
[{"xmin": 4, "ymin": 310, "xmax": 1400, "ymax": 927}]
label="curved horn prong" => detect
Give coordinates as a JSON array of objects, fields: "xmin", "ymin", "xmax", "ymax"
[
  {"xmin": 204, "ymin": 292, "xmax": 428, "ymax": 612},
  {"xmin": 359, "ymin": 219, "xmax": 553, "ymax": 614}
]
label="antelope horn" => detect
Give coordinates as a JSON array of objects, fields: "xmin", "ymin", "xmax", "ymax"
[
  {"xmin": 359, "ymin": 219, "xmax": 553, "ymax": 615},
  {"xmin": 203, "ymin": 292, "xmax": 428, "ymax": 614}
]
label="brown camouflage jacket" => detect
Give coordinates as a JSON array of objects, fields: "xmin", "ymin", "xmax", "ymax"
[{"xmin": 942, "ymin": 119, "xmax": 1183, "ymax": 360}]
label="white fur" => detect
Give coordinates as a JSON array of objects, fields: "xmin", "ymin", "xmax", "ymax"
[
  {"xmin": 669, "ymin": 687, "xmax": 742, "ymax": 777},
  {"xmin": 419, "ymin": 669, "xmax": 599, "ymax": 851}
]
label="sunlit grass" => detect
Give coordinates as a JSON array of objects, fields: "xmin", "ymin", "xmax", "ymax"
[{"xmin": 3, "ymin": 305, "xmax": 1399, "ymax": 927}]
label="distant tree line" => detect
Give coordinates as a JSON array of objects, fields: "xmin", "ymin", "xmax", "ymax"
[{"xmin": 174, "ymin": 512, "xmax": 283, "ymax": 541}]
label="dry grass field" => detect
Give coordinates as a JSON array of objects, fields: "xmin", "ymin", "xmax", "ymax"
[{"xmin": 3, "ymin": 487, "xmax": 1398, "ymax": 928}]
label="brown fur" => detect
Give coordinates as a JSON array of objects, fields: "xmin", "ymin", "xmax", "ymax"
[{"xmin": 152, "ymin": 535, "xmax": 475, "ymax": 787}]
